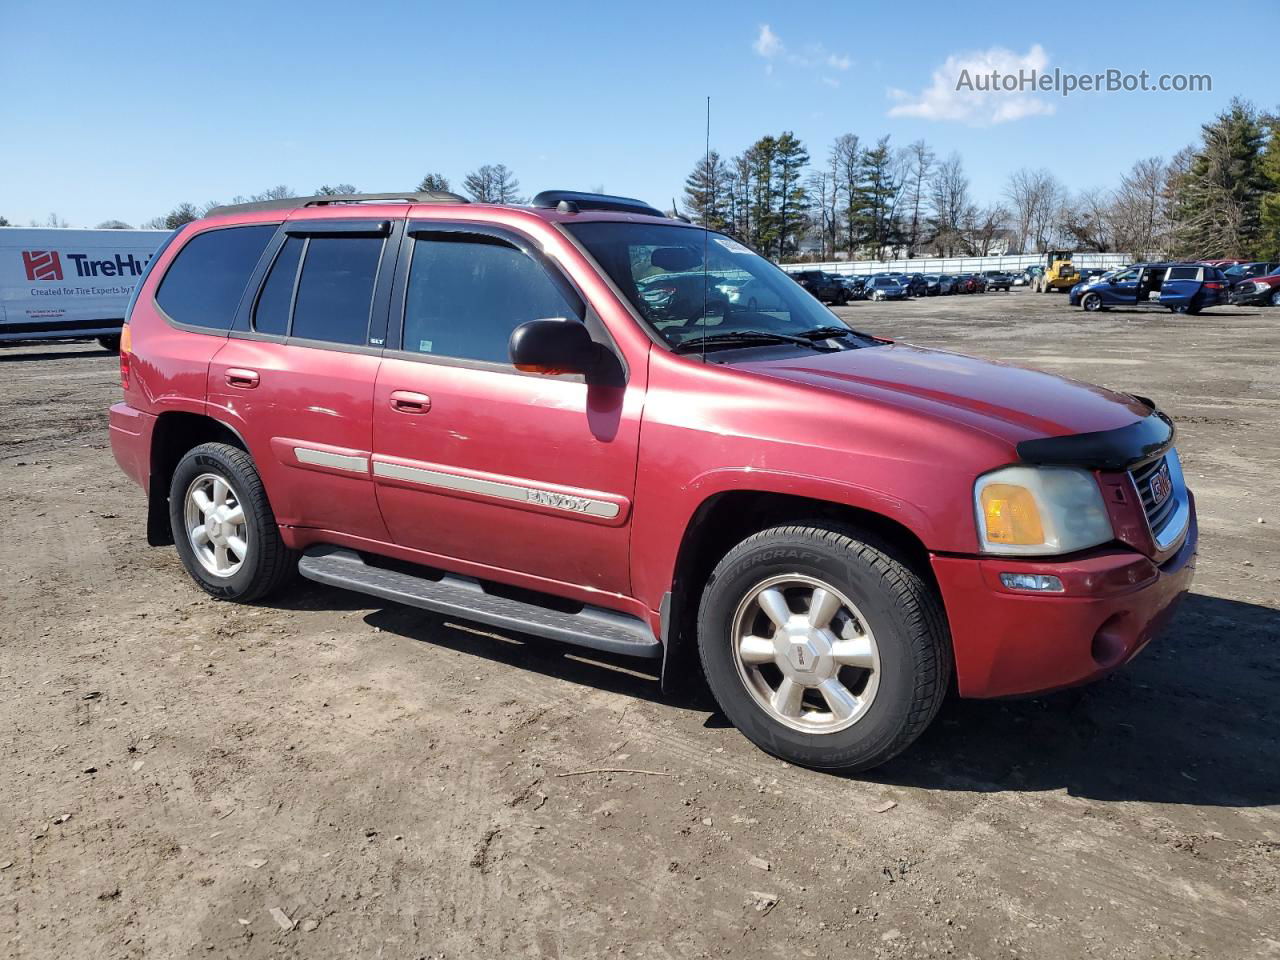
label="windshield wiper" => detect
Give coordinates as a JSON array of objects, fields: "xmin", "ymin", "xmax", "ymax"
[{"xmin": 672, "ymin": 330, "xmax": 833, "ymax": 353}]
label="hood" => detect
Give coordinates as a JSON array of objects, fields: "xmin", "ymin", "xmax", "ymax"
[{"xmin": 736, "ymin": 341, "xmax": 1150, "ymax": 446}]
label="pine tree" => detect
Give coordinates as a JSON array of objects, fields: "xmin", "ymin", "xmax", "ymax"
[
  {"xmin": 773, "ymin": 132, "xmax": 810, "ymax": 260},
  {"xmin": 859, "ymin": 137, "xmax": 899, "ymax": 259},
  {"xmin": 418, "ymin": 173, "xmax": 451, "ymax": 193},
  {"xmin": 463, "ymin": 164, "xmax": 523, "ymax": 203},
  {"xmin": 681, "ymin": 150, "xmax": 732, "ymax": 231},
  {"xmin": 1258, "ymin": 113, "xmax": 1280, "ymax": 260},
  {"xmin": 1170, "ymin": 98, "xmax": 1269, "ymax": 258}
]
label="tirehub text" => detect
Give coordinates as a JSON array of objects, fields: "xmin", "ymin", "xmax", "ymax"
[{"xmin": 21, "ymin": 250, "xmax": 152, "ymax": 282}]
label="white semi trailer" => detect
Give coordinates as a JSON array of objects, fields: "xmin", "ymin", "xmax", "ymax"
[{"xmin": 0, "ymin": 227, "xmax": 170, "ymax": 349}]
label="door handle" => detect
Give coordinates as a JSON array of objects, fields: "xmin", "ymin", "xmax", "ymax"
[
  {"xmin": 389, "ymin": 390, "xmax": 431, "ymax": 413},
  {"xmin": 225, "ymin": 368, "xmax": 260, "ymax": 389}
]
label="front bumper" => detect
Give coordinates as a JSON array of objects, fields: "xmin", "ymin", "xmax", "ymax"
[{"xmin": 931, "ymin": 505, "xmax": 1197, "ymax": 698}]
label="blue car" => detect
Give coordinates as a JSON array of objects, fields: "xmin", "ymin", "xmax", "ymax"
[{"xmin": 1069, "ymin": 263, "xmax": 1228, "ymax": 315}]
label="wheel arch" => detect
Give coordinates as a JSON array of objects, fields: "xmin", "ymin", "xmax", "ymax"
[
  {"xmin": 145, "ymin": 412, "xmax": 249, "ymax": 546},
  {"xmin": 659, "ymin": 488, "xmax": 938, "ymax": 695}
]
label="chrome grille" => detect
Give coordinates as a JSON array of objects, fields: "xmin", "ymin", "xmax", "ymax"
[{"xmin": 1131, "ymin": 454, "xmax": 1178, "ymax": 538}]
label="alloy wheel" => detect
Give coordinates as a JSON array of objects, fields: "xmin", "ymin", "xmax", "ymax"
[
  {"xmin": 731, "ymin": 574, "xmax": 881, "ymax": 734},
  {"xmin": 184, "ymin": 472, "xmax": 249, "ymax": 577}
]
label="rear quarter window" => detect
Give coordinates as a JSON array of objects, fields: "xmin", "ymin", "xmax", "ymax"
[
  {"xmin": 1166, "ymin": 266, "xmax": 1200, "ymax": 281},
  {"xmin": 155, "ymin": 224, "xmax": 277, "ymax": 330}
]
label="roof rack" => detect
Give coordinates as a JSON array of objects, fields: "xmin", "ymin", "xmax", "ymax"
[
  {"xmin": 530, "ymin": 190, "xmax": 666, "ymax": 219},
  {"xmin": 206, "ymin": 191, "xmax": 468, "ymax": 217}
]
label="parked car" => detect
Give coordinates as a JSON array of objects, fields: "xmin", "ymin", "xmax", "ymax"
[
  {"xmin": 865, "ymin": 276, "xmax": 908, "ymax": 300},
  {"xmin": 970, "ymin": 273, "xmax": 989, "ymax": 293},
  {"xmin": 1221, "ymin": 261, "xmax": 1280, "ymax": 289},
  {"xmin": 936, "ymin": 274, "xmax": 959, "ymax": 295},
  {"xmin": 899, "ymin": 273, "xmax": 929, "ymax": 297},
  {"xmin": 1228, "ymin": 272, "xmax": 1280, "ymax": 307},
  {"xmin": 983, "ymin": 271, "xmax": 1013, "ymax": 292},
  {"xmin": 921, "ymin": 275, "xmax": 943, "ymax": 296},
  {"xmin": 831, "ymin": 275, "xmax": 865, "ymax": 301},
  {"xmin": 1011, "ymin": 271, "xmax": 1030, "ymax": 287},
  {"xmin": 953, "ymin": 274, "xmax": 978, "ymax": 294},
  {"xmin": 793, "ymin": 270, "xmax": 849, "ymax": 305},
  {"xmin": 1069, "ymin": 263, "xmax": 1227, "ymax": 314},
  {"xmin": 109, "ymin": 188, "xmax": 1196, "ymax": 774}
]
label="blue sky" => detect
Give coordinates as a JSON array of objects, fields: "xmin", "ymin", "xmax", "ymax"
[{"xmin": 2, "ymin": 0, "xmax": 1274, "ymax": 228}]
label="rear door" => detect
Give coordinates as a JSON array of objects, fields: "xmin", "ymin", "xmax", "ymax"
[
  {"xmin": 370, "ymin": 221, "xmax": 643, "ymax": 597},
  {"xmin": 1155, "ymin": 265, "xmax": 1201, "ymax": 310},
  {"xmin": 206, "ymin": 217, "xmax": 403, "ymax": 540}
]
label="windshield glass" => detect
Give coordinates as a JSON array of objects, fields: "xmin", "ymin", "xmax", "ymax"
[{"xmin": 565, "ymin": 221, "xmax": 868, "ymax": 351}]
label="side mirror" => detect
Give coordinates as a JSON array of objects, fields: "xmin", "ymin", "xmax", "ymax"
[{"xmin": 509, "ymin": 318, "xmax": 598, "ymax": 376}]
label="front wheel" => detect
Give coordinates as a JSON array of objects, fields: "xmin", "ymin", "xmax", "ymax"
[
  {"xmin": 1081, "ymin": 293, "xmax": 1102, "ymax": 312},
  {"xmin": 697, "ymin": 524, "xmax": 951, "ymax": 773},
  {"xmin": 169, "ymin": 442, "xmax": 296, "ymax": 601},
  {"xmin": 1271, "ymin": 289, "xmax": 1280, "ymax": 307}
]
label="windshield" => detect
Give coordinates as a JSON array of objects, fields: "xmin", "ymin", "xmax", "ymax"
[{"xmin": 565, "ymin": 221, "xmax": 871, "ymax": 351}]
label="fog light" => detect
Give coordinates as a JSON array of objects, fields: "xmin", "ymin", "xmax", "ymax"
[{"xmin": 999, "ymin": 572, "xmax": 1064, "ymax": 593}]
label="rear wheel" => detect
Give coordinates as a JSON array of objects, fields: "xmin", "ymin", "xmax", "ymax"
[
  {"xmin": 697, "ymin": 524, "xmax": 951, "ymax": 772},
  {"xmin": 97, "ymin": 335, "xmax": 120, "ymax": 352},
  {"xmin": 169, "ymin": 442, "xmax": 296, "ymax": 601}
]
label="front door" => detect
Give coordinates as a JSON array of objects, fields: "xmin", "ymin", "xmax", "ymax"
[{"xmin": 371, "ymin": 223, "xmax": 644, "ymax": 598}]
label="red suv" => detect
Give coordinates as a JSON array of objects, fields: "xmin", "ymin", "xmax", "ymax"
[{"xmin": 109, "ymin": 190, "xmax": 1197, "ymax": 772}]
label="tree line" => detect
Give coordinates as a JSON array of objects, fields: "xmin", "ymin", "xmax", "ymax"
[{"xmin": 683, "ymin": 97, "xmax": 1280, "ymax": 263}]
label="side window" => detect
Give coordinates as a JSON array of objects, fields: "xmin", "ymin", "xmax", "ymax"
[
  {"xmin": 402, "ymin": 235, "xmax": 583, "ymax": 364},
  {"xmin": 291, "ymin": 236, "xmax": 384, "ymax": 346},
  {"xmin": 253, "ymin": 236, "xmax": 303, "ymax": 336},
  {"xmin": 1166, "ymin": 266, "xmax": 1199, "ymax": 282},
  {"xmin": 156, "ymin": 225, "xmax": 276, "ymax": 329}
]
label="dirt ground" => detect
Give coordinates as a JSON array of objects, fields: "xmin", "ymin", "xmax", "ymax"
[{"xmin": 1, "ymin": 289, "xmax": 1277, "ymax": 960}]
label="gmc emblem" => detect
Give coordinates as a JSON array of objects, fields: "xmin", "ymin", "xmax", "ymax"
[
  {"xmin": 1149, "ymin": 460, "xmax": 1173, "ymax": 508},
  {"xmin": 22, "ymin": 251, "xmax": 63, "ymax": 282}
]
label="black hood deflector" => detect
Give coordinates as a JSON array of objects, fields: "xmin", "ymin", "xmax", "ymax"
[{"xmin": 1016, "ymin": 409, "xmax": 1174, "ymax": 472}]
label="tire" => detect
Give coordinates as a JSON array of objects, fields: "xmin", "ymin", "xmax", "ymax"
[
  {"xmin": 97, "ymin": 335, "xmax": 121, "ymax": 352},
  {"xmin": 169, "ymin": 442, "xmax": 296, "ymax": 602},
  {"xmin": 1081, "ymin": 293, "xmax": 1102, "ymax": 312},
  {"xmin": 1271, "ymin": 289, "xmax": 1280, "ymax": 307},
  {"xmin": 696, "ymin": 523, "xmax": 951, "ymax": 773}
]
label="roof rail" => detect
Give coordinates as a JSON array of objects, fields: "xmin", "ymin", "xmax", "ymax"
[
  {"xmin": 530, "ymin": 190, "xmax": 666, "ymax": 219},
  {"xmin": 206, "ymin": 191, "xmax": 468, "ymax": 217}
]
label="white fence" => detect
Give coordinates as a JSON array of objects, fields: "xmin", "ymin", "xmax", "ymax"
[{"xmin": 780, "ymin": 252, "xmax": 1133, "ymax": 276}]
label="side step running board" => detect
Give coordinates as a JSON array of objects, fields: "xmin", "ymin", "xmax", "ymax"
[{"xmin": 297, "ymin": 546, "xmax": 661, "ymax": 660}]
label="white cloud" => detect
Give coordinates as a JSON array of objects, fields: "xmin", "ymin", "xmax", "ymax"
[
  {"xmin": 753, "ymin": 24, "xmax": 782, "ymax": 58},
  {"xmin": 888, "ymin": 44, "xmax": 1055, "ymax": 126},
  {"xmin": 752, "ymin": 25, "xmax": 853, "ymax": 81},
  {"xmin": 822, "ymin": 77, "xmax": 840, "ymax": 88}
]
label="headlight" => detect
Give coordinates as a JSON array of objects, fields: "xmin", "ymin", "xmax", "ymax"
[{"xmin": 974, "ymin": 465, "xmax": 1113, "ymax": 556}]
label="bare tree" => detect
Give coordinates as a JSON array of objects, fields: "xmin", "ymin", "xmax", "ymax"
[
  {"xmin": 315, "ymin": 183, "xmax": 359, "ymax": 196},
  {"xmin": 1060, "ymin": 188, "xmax": 1116, "ymax": 251},
  {"xmin": 96, "ymin": 220, "xmax": 133, "ymax": 229},
  {"xmin": 929, "ymin": 153, "xmax": 971, "ymax": 256},
  {"xmin": 831, "ymin": 134, "xmax": 861, "ymax": 255},
  {"xmin": 463, "ymin": 164, "xmax": 523, "ymax": 203},
  {"xmin": 899, "ymin": 140, "xmax": 935, "ymax": 257},
  {"xmin": 1110, "ymin": 157, "xmax": 1169, "ymax": 258},
  {"xmin": 805, "ymin": 169, "xmax": 834, "ymax": 259},
  {"xmin": 1005, "ymin": 168, "xmax": 1064, "ymax": 252},
  {"xmin": 962, "ymin": 204, "xmax": 1011, "ymax": 256}
]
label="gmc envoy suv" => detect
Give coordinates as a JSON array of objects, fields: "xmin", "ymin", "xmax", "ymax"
[{"xmin": 109, "ymin": 190, "xmax": 1197, "ymax": 772}]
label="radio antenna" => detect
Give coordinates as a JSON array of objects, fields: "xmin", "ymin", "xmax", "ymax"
[{"xmin": 701, "ymin": 95, "xmax": 711, "ymax": 365}]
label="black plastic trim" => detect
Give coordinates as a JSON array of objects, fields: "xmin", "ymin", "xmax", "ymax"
[
  {"xmin": 1016, "ymin": 411, "xmax": 1175, "ymax": 471},
  {"xmin": 531, "ymin": 190, "xmax": 665, "ymax": 219}
]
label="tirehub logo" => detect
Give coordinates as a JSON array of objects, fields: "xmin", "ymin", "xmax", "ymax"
[{"xmin": 22, "ymin": 250, "xmax": 63, "ymax": 282}]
